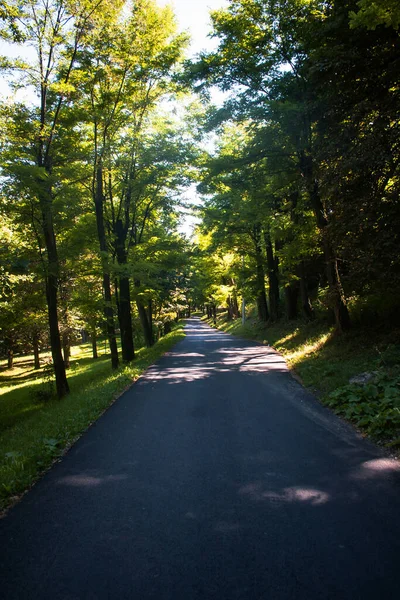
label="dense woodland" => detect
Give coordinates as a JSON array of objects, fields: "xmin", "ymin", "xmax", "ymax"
[{"xmin": 1, "ymin": 0, "xmax": 399, "ymax": 399}]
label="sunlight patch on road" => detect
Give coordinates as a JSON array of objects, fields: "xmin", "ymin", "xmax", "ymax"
[
  {"xmin": 350, "ymin": 458, "xmax": 400, "ymax": 480},
  {"xmin": 57, "ymin": 474, "xmax": 128, "ymax": 487},
  {"xmin": 238, "ymin": 482, "xmax": 330, "ymax": 506}
]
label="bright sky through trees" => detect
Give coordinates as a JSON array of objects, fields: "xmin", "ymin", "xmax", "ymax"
[
  {"xmin": 162, "ymin": 1, "xmax": 229, "ymax": 236},
  {"xmin": 161, "ymin": 0, "xmax": 228, "ymax": 57}
]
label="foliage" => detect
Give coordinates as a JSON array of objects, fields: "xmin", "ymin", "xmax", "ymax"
[{"xmin": 327, "ymin": 370, "xmax": 400, "ymax": 441}]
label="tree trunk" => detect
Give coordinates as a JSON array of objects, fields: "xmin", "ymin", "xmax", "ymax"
[
  {"xmin": 33, "ymin": 331, "xmax": 40, "ymax": 369},
  {"xmin": 148, "ymin": 299, "xmax": 153, "ymax": 336},
  {"xmin": 7, "ymin": 348, "xmax": 13, "ymax": 369},
  {"xmin": 91, "ymin": 327, "xmax": 98, "ymax": 359},
  {"xmin": 300, "ymin": 151, "xmax": 350, "ymax": 332},
  {"xmin": 118, "ymin": 275, "xmax": 135, "ymax": 362},
  {"xmin": 187, "ymin": 302, "xmax": 191, "ymax": 318},
  {"xmin": 137, "ymin": 300, "xmax": 154, "ymax": 347},
  {"xmin": 298, "ymin": 261, "xmax": 314, "ymax": 321},
  {"xmin": 94, "ymin": 164, "xmax": 119, "ymax": 369},
  {"xmin": 212, "ymin": 304, "xmax": 217, "ymax": 325},
  {"xmin": 39, "ymin": 184, "xmax": 69, "ymax": 398},
  {"xmin": 232, "ymin": 286, "xmax": 240, "ymax": 318},
  {"xmin": 62, "ymin": 331, "xmax": 70, "ymax": 369},
  {"xmin": 285, "ymin": 283, "xmax": 299, "ymax": 319},
  {"xmin": 227, "ymin": 296, "xmax": 233, "ymax": 320},
  {"xmin": 253, "ymin": 225, "xmax": 269, "ymax": 322},
  {"xmin": 135, "ymin": 280, "xmax": 153, "ymax": 347},
  {"xmin": 264, "ymin": 230, "xmax": 280, "ymax": 321},
  {"xmin": 115, "ymin": 219, "xmax": 134, "ymax": 362}
]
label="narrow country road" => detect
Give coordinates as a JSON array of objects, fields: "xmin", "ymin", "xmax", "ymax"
[{"xmin": 1, "ymin": 318, "xmax": 400, "ymax": 599}]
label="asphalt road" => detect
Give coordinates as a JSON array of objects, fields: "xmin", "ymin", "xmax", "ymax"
[{"xmin": 1, "ymin": 318, "xmax": 400, "ymax": 599}]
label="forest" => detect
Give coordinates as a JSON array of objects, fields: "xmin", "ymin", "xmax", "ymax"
[{"xmin": 0, "ymin": 0, "xmax": 399, "ymax": 405}]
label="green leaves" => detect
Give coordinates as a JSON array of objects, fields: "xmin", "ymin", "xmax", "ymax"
[
  {"xmin": 327, "ymin": 370, "xmax": 400, "ymax": 440},
  {"xmin": 349, "ymin": 0, "xmax": 400, "ymax": 30}
]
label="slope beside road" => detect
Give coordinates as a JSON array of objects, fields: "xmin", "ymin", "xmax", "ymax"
[{"xmin": 1, "ymin": 317, "xmax": 399, "ymax": 599}]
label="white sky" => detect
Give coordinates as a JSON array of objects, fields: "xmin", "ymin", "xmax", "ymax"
[{"xmin": 162, "ymin": 0, "xmax": 228, "ymax": 57}]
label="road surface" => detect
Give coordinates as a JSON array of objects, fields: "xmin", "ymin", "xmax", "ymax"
[{"xmin": 1, "ymin": 318, "xmax": 400, "ymax": 599}]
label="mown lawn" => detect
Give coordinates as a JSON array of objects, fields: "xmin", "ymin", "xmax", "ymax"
[{"xmin": 0, "ymin": 325, "xmax": 185, "ymax": 512}]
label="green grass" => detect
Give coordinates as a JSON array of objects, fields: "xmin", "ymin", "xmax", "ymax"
[
  {"xmin": 204, "ymin": 310, "xmax": 400, "ymax": 446},
  {"xmin": 0, "ymin": 325, "xmax": 185, "ymax": 512}
]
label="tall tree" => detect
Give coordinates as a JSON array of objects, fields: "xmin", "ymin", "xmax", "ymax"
[
  {"xmin": 0, "ymin": 0, "xmax": 113, "ymax": 396},
  {"xmin": 80, "ymin": 0, "xmax": 188, "ymax": 360}
]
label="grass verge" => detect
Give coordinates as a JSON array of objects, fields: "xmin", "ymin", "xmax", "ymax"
[
  {"xmin": 204, "ymin": 311, "xmax": 400, "ymax": 448},
  {"xmin": 0, "ymin": 324, "xmax": 185, "ymax": 513}
]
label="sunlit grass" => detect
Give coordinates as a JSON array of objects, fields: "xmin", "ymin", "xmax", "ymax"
[
  {"xmin": 0, "ymin": 326, "xmax": 185, "ymax": 512},
  {"xmin": 275, "ymin": 332, "xmax": 332, "ymax": 365}
]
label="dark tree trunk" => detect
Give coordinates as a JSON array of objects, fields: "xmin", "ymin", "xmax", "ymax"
[
  {"xmin": 148, "ymin": 299, "xmax": 153, "ymax": 335},
  {"xmin": 91, "ymin": 327, "xmax": 98, "ymax": 359},
  {"xmin": 298, "ymin": 261, "xmax": 314, "ymax": 321},
  {"xmin": 39, "ymin": 188, "xmax": 69, "ymax": 397},
  {"xmin": 300, "ymin": 152, "xmax": 350, "ymax": 332},
  {"xmin": 285, "ymin": 283, "xmax": 299, "ymax": 320},
  {"xmin": 264, "ymin": 230, "xmax": 280, "ymax": 321},
  {"xmin": 212, "ymin": 304, "xmax": 217, "ymax": 325},
  {"xmin": 252, "ymin": 225, "xmax": 269, "ymax": 322},
  {"xmin": 45, "ymin": 274, "xmax": 69, "ymax": 397},
  {"xmin": 232, "ymin": 286, "xmax": 240, "ymax": 318},
  {"xmin": 115, "ymin": 219, "xmax": 134, "ymax": 362},
  {"xmin": 94, "ymin": 164, "xmax": 119, "ymax": 369},
  {"xmin": 33, "ymin": 332, "xmax": 40, "ymax": 369},
  {"xmin": 137, "ymin": 300, "xmax": 154, "ymax": 347},
  {"xmin": 187, "ymin": 303, "xmax": 191, "ymax": 318},
  {"xmin": 7, "ymin": 348, "xmax": 13, "ymax": 369},
  {"xmin": 62, "ymin": 332, "xmax": 70, "ymax": 369},
  {"xmin": 118, "ymin": 275, "xmax": 135, "ymax": 362},
  {"xmin": 227, "ymin": 297, "xmax": 233, "ymax": 320},
  {"xmin": 135, "ymin": 280, "xmax": 153, "ymax": 347}
]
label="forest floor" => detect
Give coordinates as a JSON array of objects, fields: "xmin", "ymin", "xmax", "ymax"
[
  {"xmin": 201, "ymin": 310, "xmax": 400, "ymax": 450},
  {"xmin": 0, "ymin": 324, "xmax": 185, "ymax": 513}
]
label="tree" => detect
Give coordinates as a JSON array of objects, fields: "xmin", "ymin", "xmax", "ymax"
[
  {"xmin": 80, "ymin": 0, "xmax": 188, "ymax": 360},
  {"xmin": 189, "ymin": 0, "xmax": 352, "ymax": 331},
  {"xmin": 0, "ymin": 0, "xmax": 116, "ymax": 397}
]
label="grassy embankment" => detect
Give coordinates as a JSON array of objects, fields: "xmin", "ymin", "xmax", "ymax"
[
  {"xmin": 203, "ymin": 310, "xmax": 400, "ymax": 448},
  {"xmin": 0, "ymin": 324, "xmax": 185, "ymax": 512}
]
